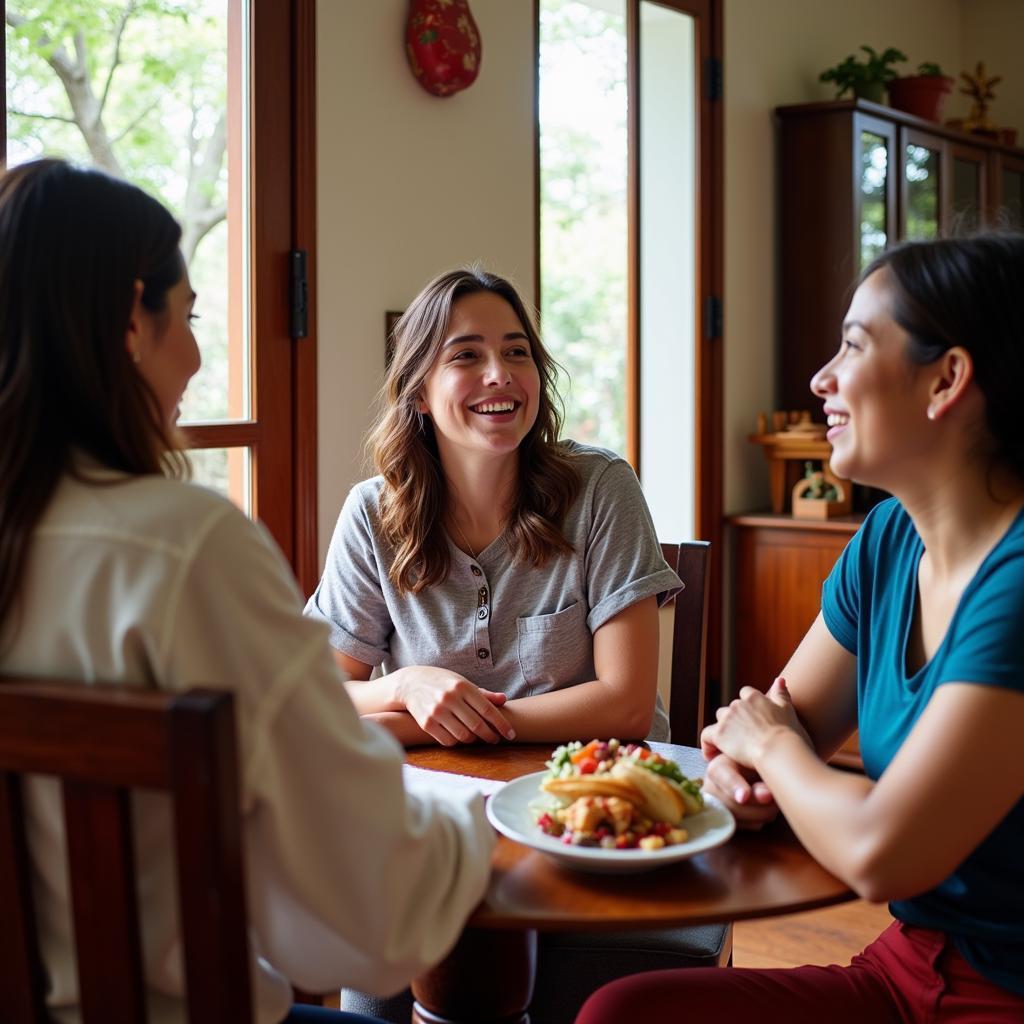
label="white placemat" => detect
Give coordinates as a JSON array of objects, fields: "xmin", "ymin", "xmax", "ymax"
[{"xmin": 402, "ymin": 763, "xmax": 506, "ymax": 799}]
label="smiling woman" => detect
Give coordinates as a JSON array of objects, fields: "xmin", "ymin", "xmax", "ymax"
[
  {"xmin": 579, "ymin": 233, "xmax": 1024, "ymax": 1024},
  {"xmin": 304, "ymin": 265, "xmax": 682, "ymax": 752}
]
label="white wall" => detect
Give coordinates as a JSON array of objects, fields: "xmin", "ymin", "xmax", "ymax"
[
  {"xmin": 315, "ymin": 0, "xmax": 535, "ymax": 561},
  {"xmin": 961, "ymin": 0, "xmax": 1024, "ymax": 142}
]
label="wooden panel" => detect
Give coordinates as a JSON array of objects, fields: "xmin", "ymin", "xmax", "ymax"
[
  {"xmin": 734, "ymin": 523, "xmax": 849, "ymax": 686},
  {"xmin": 778, "ymin": 106, "xmax": 857, "ymax": 414},
  {"xmin": 732, "ymin": 518, "xmax": 861, "ymax": 768},
  {"xmin": 63, "ymin": 782, "xmax": 146, "ymax": 1023}
]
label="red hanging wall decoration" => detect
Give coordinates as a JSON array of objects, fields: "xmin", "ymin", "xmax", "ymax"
[{"xmin": 405, "ymin": 0, "xmax": 482, "ymax": 98}]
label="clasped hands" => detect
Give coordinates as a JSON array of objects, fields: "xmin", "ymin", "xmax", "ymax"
[
  {"xmin": 700, "ymin": 677, "xmax": 810, "ymax": 829},
  {"xmin": 396, "ymin": 667, "xmax": 516, "ymax": 746}
]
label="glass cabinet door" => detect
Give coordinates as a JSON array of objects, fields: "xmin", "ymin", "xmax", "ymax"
[
  {"xmin": 999, "ymin": 159, "xmax": 1024, "ymax": 229},
  {"xmin": 902, "ymin": 130, "xmax": 941, "ymax": 241},
  {"xmin": 858, "ymin": 129, "xmax": 890, "ymax": 270},
  {"xmin": 947, "ymin": 143, "xmax": 986, "ymax": 234}
]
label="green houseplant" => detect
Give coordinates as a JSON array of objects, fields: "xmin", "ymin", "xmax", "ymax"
[
  {"xmin": 819, "ymin": 45, "xmax": 907, "ymax": 103},
  {"xmin": 887, "ymin": 61, "xmax": 955, "ymax": 122}
]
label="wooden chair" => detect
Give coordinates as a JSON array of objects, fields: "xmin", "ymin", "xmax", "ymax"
[
  {"xmin": 0, "ymin": 679, "xmax": 253, "ymax": 1024},
  {"xmin": 660, "ymin": 540, "xmax": 712, "ymax": 745}
]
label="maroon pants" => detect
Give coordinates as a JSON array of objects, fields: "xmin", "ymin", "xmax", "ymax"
[{"xmin": 575, "ymin": 921, "xmax": 1024, "ymax": 1023}]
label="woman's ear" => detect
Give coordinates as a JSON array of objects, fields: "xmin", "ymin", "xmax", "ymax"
[
  {"xmin": 125, "ymin": 279, "xmax": 146, "ymax": 364},
  {"xmin": 926, "ymin": 346, "xmax": 974, "ymax": 421}
]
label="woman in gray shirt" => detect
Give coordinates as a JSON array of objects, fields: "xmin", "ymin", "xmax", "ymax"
[{"xmin": 306, "ymin": 267, "xmax": 680, "ymax": 745}]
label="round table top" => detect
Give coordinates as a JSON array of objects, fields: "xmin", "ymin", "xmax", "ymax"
[{"xmin": 406, "ymin": 742, "xmax": 855, "ymax": 932}]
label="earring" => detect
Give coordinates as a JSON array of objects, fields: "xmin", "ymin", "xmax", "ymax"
[
  {"xmin": 131, "ymin": 349, "xmax": 141, "ymax": 365},
  {"xmin": 926, "ymin": 406, "xmax": 936, "ymax": 421}
]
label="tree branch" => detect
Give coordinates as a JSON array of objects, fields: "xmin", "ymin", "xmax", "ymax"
[
  {"xmin": 99, "ymin": 1, "xmax": 137, "ymax": 120},
  {"xmin": 9, "ymin": 108, "xmax": 77, "ymax": 125},
  {"xmin": 109, "ymin": 98, "xmax": 161, "ymax": 145},
  {"xmin": 6, "ymin": 10, "xmax": 79, "ymax": 80}
]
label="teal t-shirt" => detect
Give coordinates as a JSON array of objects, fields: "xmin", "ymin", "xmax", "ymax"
[{"xmin": 822, "ymin": 498, "xmax": 1024, "ymax": 994}]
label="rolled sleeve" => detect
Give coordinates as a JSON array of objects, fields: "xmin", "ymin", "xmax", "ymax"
[
  {"xmin": 304, "ymin": 484, "xmax": 393, "ymax": 665},
  {"xmin": 583, "ymin": 458, "xmax": 683, "ymax": 633}
]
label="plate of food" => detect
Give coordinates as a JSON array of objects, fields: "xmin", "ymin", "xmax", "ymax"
[{"xmin": 485, "ymin": 740, "xmax": 735, "ymax": 874}]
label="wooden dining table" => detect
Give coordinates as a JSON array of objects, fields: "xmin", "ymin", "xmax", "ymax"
[{"xmin": 405, "ymin": 741, "xmax": 855, "ymax": 1024}]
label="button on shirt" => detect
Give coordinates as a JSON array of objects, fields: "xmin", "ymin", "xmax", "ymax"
[{"xmin": 304, "ymin": 442, "xmax": 682, "ymax": 740}]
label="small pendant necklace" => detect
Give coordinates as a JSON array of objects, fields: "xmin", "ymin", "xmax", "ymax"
[{"xmin": 450, "ymin": 517, "xmax": 480, "ymax": 562}]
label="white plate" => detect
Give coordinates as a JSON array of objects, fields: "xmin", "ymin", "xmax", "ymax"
[{"xmin": 486, "ymin": 770, "xmax": 736, "ymax": 874}]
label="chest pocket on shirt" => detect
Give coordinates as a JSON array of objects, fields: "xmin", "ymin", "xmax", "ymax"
[{"xmin": 516, "ymin": 601, "xmax": 591, "ymax": 694}]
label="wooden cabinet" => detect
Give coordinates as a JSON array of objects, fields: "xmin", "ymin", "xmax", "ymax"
[
  {"xmin": 776, "ymin": 99, "xmax": 1024, "ymax": 413},
  {"xmin": 730, "ymin": 512, "xmax": 863, "ymax": 769}
]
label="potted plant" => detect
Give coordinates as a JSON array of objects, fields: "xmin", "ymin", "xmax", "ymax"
[
  {"xmin": 887, "ymin": 62, "xmax": 955, "ymax": 122},
  {"xmin": 819, "ymin": 45, "xmax": 906, "ymax": 103}
]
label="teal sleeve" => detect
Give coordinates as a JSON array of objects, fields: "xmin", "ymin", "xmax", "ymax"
[
  {"xmin": 939, "ymin": 544, "xmax": 1024, "ymax": 693},
  {"xmin": 821, "ymin": 523, "xmax": 864, "ymax": 655},
  {"xmin": 821, "ymin": 499, "xmax": 901, "ymax": 656}
]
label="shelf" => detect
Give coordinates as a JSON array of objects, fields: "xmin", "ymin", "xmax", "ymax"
[{"xmin": 728, "ymin": 511, "xmax": 864, "ymax": 534}]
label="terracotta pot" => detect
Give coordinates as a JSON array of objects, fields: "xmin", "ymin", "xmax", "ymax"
[{"xmin": 887, "ymin": 75, "xmax": 954, "ymax": 122}]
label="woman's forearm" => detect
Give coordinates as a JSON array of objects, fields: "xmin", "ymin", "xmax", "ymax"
[
  {"xmin": 343, "ymin": 672, "xmax": 405, "ymax": 715},
  {"xmin": 501, "ymin": 678, "xmax": 655, "ymax": 744},
  {"xmin": 364, "ymin": 710, "xmax": 435, "ymax": 746},
  {"xmin": 754, "ymin": 728, "xmax": 880, "ymax": 896}
]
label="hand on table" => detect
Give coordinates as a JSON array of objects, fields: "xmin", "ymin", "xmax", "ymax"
[
  {"xmin": 701, "ymin": 755, "xmax": 779, "ymax": 830},
  {"xmin": 699, "ymin": 677, "xmax": 811, "ymax": 828},
  {"xmin": 395, "ymin": 667, "xmax": 515, "ymax": 746}
]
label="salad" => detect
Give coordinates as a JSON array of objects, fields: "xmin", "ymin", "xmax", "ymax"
[{"xmin": 535, "ymin": 739, "xmax": 704, "ymax": 850}]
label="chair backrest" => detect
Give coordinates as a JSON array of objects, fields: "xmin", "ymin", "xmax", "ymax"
[
  {"xmin": 660, "ymin": 541, "xmax": 711, "ymax": 747},
  {"xmin": 0, "ymin": 680, "xmax": 253, "ymax": 1024}
]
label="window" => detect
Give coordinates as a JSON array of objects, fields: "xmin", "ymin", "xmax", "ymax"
[
  {"xmin": 538, "ymin": 0, "xmax": 722, "ymax": 692},
  {"xmin": 3, "ymin": 0, "xmax": 318, "ymax": 591},
  {"xmin": 538, "ymin": 0, "xmax": 721, "ymax": 547}
]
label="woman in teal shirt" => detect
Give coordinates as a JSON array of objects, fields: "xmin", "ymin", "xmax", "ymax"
[{"xmin": 577, "ymin": 235, "xmax": 1024, "ymax": 1022}]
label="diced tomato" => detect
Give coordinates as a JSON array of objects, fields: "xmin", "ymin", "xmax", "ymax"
[
  {"xmin": 578, "ymin": 757, "xmax": 598, "ymax": 775},
  {"xmin": 652, "ymin": 821, "xmax": 671, "ymax": 837},
  {"xmin": 594, "ymin": 826, "xmax": 610, "ymax": 839}
]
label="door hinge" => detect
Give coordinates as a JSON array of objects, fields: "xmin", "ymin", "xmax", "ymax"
[
  {"xmin": 290, "ymin": 249, "xmax": 308, "ymax": 339},
  {"xmin": 706, "ymin": 56, "xmax": 723, "ymax": 102},
  {"xmin": 704, "ymin": 295, "xmax": 723, "ymax": 340}
]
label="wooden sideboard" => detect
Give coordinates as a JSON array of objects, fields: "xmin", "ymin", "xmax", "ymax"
[{"xmin": 729, "ymin": 511, "xmax": 863, "ymax": 769}]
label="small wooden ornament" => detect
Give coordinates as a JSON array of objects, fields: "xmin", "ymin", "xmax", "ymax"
[{"xmin": 791, "ymin": 462, "xmax": 852, "ymax": 520}]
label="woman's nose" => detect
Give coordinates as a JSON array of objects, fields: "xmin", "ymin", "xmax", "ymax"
[
  {"xmin": 484, "ymin": 356, "xmax": 512, "ymax": 386},
  {"xmin": 810, "ymin": 356, "xmax": 837, "ymax": 398}
]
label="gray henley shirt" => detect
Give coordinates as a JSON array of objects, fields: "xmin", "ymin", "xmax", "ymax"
[{"xmin": 304, "ymin": 442, "xmax": 682, "ymax": 740}]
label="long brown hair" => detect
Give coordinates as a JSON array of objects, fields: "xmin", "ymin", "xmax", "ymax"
[
  {"xmin": 369, "ymin": 267, "xmax": 581, "ymax": 594},
  {"xmin": 0, "ymin": 159, "xmax": 186, "ymax": 634}
]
